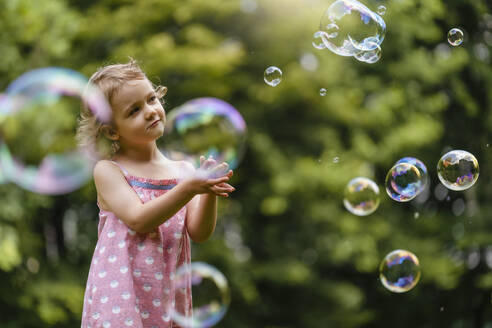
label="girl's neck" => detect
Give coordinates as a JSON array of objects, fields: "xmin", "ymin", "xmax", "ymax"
[{"xmin": 114, "ymin": 142, "xmax": 164, "ymax": 164}]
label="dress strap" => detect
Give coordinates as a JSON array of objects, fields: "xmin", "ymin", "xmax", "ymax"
[{"xmin": 110, "ymin": 160, "xmax": 130, "ymax": 177}]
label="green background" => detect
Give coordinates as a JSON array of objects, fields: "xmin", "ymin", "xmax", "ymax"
[{"xmin": 0, "ymin": 0, "xmax": 492, "ymax": 327}]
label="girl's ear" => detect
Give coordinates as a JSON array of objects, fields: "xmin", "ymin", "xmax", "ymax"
[{"xmin": 100, "ymin": 125, "xmax": 120, "ymax": 141}]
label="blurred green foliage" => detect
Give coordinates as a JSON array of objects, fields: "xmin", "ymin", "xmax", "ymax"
[{"xmin": 1, "ymin": 0, "xmax": 492, "ymax": 327}]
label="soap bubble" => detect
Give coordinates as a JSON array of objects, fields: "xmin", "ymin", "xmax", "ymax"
[
  {"xmin": 319, "ymin": 0, "xmax": 386, "ymax": 56},
  {"xmin": 385, "ymin": 163, "xmax": 422, "ymax": 202},
  {"xmin": 312, "ymin": 31, "xmax": 327, "ymax": 50},
  {"xmin": 263, "ymin": 66, "xmax": 282, "ymax": 87},
  {"xmin": 448, "ymin": 28, "xmax": 464, "ymax": 46},
  {"xmin": 171, "ymin": 262, "xmax": 230, "ymax": 328},
  {"xmin": 160, "ymin": 97, "xmax": 247, "ymax": 171},
  {"xmin": 395, "ymin": 157, "xmax": 429, "ymax": 193},
  {"xmin": 0, "ymin": 67, "xmax": 111, "ymax": 195},
  {"xmin": 319, "ymin": 88, "xmax": 327, "ymax": 96},
  {"xmin": 343, "ymin": 177, "xmax": 380, "ymax": 216},
  {"xmin": 437, "ymin": 150, "xmax": 479, "ymax": 191},
  {"xmin": 379, "ymin": 249, "xmax": 421, "ymax": 293},
  {"xmin": 377, "ymin": 5, "xmax": 386, "ymax": 16}
]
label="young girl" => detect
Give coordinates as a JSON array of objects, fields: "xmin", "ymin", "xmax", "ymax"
[{"xmin": 77, "ymin": 60, "xmax": 235, "ymax": 328}]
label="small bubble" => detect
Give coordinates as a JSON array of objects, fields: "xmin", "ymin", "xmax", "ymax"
[
  {"xmin": 486, "ymin": 143, "xmax": 490, "ymax": 148},
  {"xmin": 264, "ymin": 66, "xmax": 282, "ymax": 87},
  {"xmin": 312, "ymin": 31, "xmax": 326, "ymax": 50},
  {"xmin": 440, "ymin": 306, "xmax": 444, "ymax": 312},
  {"xmin": 377, "ymin": 5, "xmax": 386, "ymax": 16},
  {"xmin": 333, "ymin": 156, "xmax": 339, "ymax": 163},
  {"xmin": 448, "ymin": 28, "xmax": 464, "ymax": 46},
  {"xmin": 319, "ymin": 88, "xmax": 327, "ymax": 96},
  {"xmin": 414, "ymin": 212, "xmax": 420, "ymax": 219}
]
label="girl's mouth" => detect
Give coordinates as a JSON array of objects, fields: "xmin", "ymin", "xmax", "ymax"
[{"xmin": 149, "ymin": 119, "xmax": 161, "ymax": 129}]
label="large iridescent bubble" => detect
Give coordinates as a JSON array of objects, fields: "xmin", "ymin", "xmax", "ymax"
[
  {"xmin": 437, "ymin": 150, "xmax": 479, "ymax": 191},
  {"xmin": 343, "ymin": 177, "xmax": 380, "ymax": 216},
  {"xmin": 395, "ymin": 157, "xmax": 429, "ymax": 193},
  {"xmin": 160, "ymin": 97, "xmax": 247, "ymax": 170},
  {"xmin": 379, "ymin": 249, "xmax": 421, "ymax": 293},
  {"xmin": 171, "ymin": 262, "xmax": 230, "ymax": 328},
  {"xmin": 319, "ymin": 0, "xmax": 386, "ymax": 57},
  {"xmin": 0, "ymin": 67, "xmax": 111, "ymax": 195},
  {"xmin": 385, "ymin": 163, "xmax": 422, "ymax": 202}
]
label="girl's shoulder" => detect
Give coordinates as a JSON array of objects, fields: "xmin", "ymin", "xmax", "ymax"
[{"xmin": 93, "ymin": 159, "xmax": 126, "ymax": 177}]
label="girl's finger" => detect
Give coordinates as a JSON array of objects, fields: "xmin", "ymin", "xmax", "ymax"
[
  {"xmin": 201, "ymin": 158, "xmax": 216, "ymax": 170},
  {"xmin": 208, "ymin": 162, "xmax": 229, "ymax": 177},
  {"xmin": 216, "ymin": 182, "xmax": 234, "ymax": 189},
  {"xmin": 208, "ymin": 176, "xmax": 230, "ymax": 186},
  {"xmin": 211, "ymin": 185, "xmax": 234, "ymax": 193}
]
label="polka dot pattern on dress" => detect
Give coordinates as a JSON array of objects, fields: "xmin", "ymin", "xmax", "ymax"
[{"xmin": 81, "ymin": 165, "xmax": 191, "ymax": 328}]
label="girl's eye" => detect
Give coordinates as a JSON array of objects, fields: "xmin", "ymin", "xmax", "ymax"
[{"xmin": 130, "ymin": 107, "xmax": 140, "ymax": 115}]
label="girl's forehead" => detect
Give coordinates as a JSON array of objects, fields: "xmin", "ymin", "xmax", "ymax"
[
  {"xmin": 112, "ymin": 78, "xmax": 153, "ymax": 110},
  {"xmin": 121, "ymin": 78, "xmax": 153, "ymax": 91}
]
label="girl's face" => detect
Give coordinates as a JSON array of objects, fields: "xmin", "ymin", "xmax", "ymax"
[{"xmin": 110, "ymin": 78, "xmax": 165, "ymax": 145}]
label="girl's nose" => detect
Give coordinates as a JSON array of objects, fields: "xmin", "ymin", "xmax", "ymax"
[{"xmin": 144, "ymin": 104, "xmax": 158, "ymax": 119}]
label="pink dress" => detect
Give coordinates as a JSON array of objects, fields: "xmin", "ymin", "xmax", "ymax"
[{"xmin": 81, "ymin": 162, "xmax": 192, "ymax": 328}]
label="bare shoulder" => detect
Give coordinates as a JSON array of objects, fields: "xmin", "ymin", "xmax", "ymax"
[
  {"xmin": 93, "ymin": 160, "xmax": 126, "ymax": 188},
  {"xmin": 94, "ymin": 160, "xmax": 120, "ymax": 177}
]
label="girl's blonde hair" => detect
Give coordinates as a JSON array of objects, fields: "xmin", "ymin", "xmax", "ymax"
[{"xmin": 76, "ymin": 59, "xmax": 167, "ymax": 159}]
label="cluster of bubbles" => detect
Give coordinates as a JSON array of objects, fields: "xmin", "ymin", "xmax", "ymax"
[
  {"xmin": 264, "ymin": 66, "xmax": 283, "ymax": 87},
  {"xmin": 0, "ymin": 67, "xmax": 111, "ymax": 195},
  {"xmin": 448, "ymin": 28, "xmax": 464, "ymax": 46},
  {"xmin": 344, "ymin": 151, "xmax": 478, "ymax": 214},
  {"xmin": 379, "ymin": 249, "xmax": 421, "ymax": 293},
  {"xmin": 171, "ymin": 262, "xmax": 230, "ymax": 328},
  {"xmin": 343, "ymin": 151, "xmax": 479, "ymax": 293},
  {"xmin": 160, "ymin": 97, "xmax": 247, "ymax": 173},
  {"xmin": 315, "ymin": 0, "xmax": 386, "ymax": 64}
]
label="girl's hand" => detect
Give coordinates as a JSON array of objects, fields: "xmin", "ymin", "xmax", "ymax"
[{"xmin": 183, "ymin": 156, "xmax": 235, "ymax": 197}]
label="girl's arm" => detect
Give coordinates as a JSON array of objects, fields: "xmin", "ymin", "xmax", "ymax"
[
  {"xmin": 184, "ymin": 159, "xmax": 234, "ymax": 243},
  {"xmin": 93, "ymin": 160, "xmax": 233, "ymax": 234}
]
